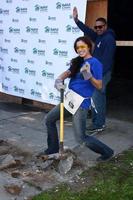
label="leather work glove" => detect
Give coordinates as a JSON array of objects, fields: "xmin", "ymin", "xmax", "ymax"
[
  {"xmin": 54, "ymin": 79, "xmax": 66, "ymax": 91},
  {"xmin": 80, "ymin": 63, "xmax": 92, "ymax": 80}
]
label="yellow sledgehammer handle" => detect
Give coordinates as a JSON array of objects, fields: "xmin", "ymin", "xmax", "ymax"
[{"xmin": 59, "ymin": 88, "xmax": 64, "ymax": 152}]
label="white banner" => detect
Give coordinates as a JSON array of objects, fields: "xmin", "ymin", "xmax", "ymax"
[{"xmin": 0, "ymin": 0, "xmax": 87, "ymax": 105}]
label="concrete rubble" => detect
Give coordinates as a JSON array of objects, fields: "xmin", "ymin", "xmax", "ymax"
[{"xmin": 0, "ymin": 102, "xmax": 133, "ymax": 199}]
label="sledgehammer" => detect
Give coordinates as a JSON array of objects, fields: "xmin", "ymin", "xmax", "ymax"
[{"xmin": 41, "ymin": 87, "xmax": 66, "ymax": 161}]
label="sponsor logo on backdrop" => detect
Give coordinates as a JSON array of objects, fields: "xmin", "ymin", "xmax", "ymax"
[
  {"xmin": 9, "ymin": 27, "xmax": 20, "ymax": 34},
  {"xmin": 11, "ymin": 58, "xmax": 18, "ymax": 63},
  {"xmin": 38, "ymin": 39, "xmax": 46, "ymax": 44},
  {"xmin": 56, "ymin": 2, "xmax": 71, "ymax": 10},
  {"xmin": 0, "ymin": 9, "xmax": 9, "ymax": 15},
  {"xmin": 34, "ymin": 4, "xmax": 48, "ymax": 12},
  {"xmin": 33, "ymin": 48, "xmax": 45, "ymax": 56},
  {"xmin": 0, "ymin": 65, "xmax": 4, "ymax": 71},
  {"xmin": 58, "ymin": 39, "xmax": 67, "ymax": 44},
  {"xmin": 31, "ymin": 89, "xmax": 42, "ymax": 98},
  {"xmin": 6, "ymin": 0, "xmax": 12, "ymax": 3},
  {"xmin": 27, "ymin": 59, "xmax": 34, "ymax": 64},
  {"xmin": 5, "ymin": 77, "xmax": 10, "ymax": 81},
  {"xmin": 26, "ymin": 26, "xmax": 38, "ymax": 34},
  {"xmin": 45, "ymin": 60, "xmax": 53, "ymax": 66},
  {"xmin": 8, "ymin": 66, "xmax": 20, "ymax": 74},
  {"xmin": 14, "ymin": 86, "xmax": 25, "ymax": 94},
  {"xmin": 41, "ymin": 70, "xmax": 54, "ymax": 79},
  {"xmin": 0, "ymin": 47, "xmax": 8, "ymax": 54},
  {"xmin": 44, "ymin": 26, "xmax": 59, "ymax": 34},
  {"xmin": 12, "ymin": 18, "xmax": 19, "ymax": 23},
  {"xmin": 0, "ymin": 57, "xmax": 3, "ymax": 61},
  {"xmin": 14, "ymin": 47, "xmax": 26, "ymax": 55},
  {"xmin": 53, "ymin": 48, "xmax": 68, "ymax": 57},
  {"xmin": 20, "ymin": 79, "xmax": 26, "ymax": 84},
  {"xmin": 66, "ymin": 25, "xmax": 80, "ymax": 33},
  {"xmin": 48, "ymin": 16, "xmax": 56, "ymax": 21},
  {"xmin": 36, "ymin": 81, "xmax": 42, "ymax": 87},
  {"xmin": 29, "ymin": 17, "xmax": 37, "ymax": 22},
  {"xmin": 21, "ymin": 39, "xmax": 28, "ymax": 43},
  {"xmin": 49, "ymin": 92, "xmax": 60, "ymax": 101},
  {"xmin": 5, "ymin": 39, "xmax": 11, "ymax": 43},
  {"xmin": 16, "ymin": 7, "xmax": 28, "ymax": 14},
  {"xmin": 25, "ymin": 67, "xmax": 36, "ymax": 76},
  {"xmin": 2, "ymin": 83, "xmax": 8, "ymax": 91},
  {"xmin": 0, "ymin": 29, "xmax": 4, "ymax": 34}
]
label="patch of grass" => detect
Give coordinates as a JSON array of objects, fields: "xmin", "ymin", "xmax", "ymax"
[{"xmin": 32, "ymin": 149, "xmax": 133, "ymax": 200}]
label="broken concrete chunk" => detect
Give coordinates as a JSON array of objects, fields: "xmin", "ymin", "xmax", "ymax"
[{"xmin": 4, "ymin": 184, "xmax": 22, "ymax": 195}]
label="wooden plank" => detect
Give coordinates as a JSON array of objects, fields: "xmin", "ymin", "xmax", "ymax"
[
  {"xmin": 116, "ymin": 41, "xmax": 133, "ymax": 47},
  {"xmin": 85, "ymin": 0, "xmax": 107, "ymax": 28}
]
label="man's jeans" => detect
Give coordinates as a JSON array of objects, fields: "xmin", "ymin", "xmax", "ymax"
[
  {"xmin": 45, "ymin": 104, "xmax": 113, "ymax": 157},
  {"xmin": 92, "ymin": 71, "xmax": 111, "ymax": 129}
]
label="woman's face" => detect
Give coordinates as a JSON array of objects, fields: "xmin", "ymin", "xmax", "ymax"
[{"xmin": 76, "ymin": 40, "xmax": 90, "ymax": 59}]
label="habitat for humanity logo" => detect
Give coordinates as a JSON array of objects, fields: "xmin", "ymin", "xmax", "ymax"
[
  {"xmin": 53, "ymin": 48, "xmax": 68, "ymax": 57},
  {"xmin": 27, "ymin": 59, "xmax": 34, "ymax": 64},
  {"xmin": 29, "ymin": 17, "xmax": 37, "ymax": 22},
  {"xmin": 5, "ymin": 77, "xmax": 10, "ymax": 81},
  {"xmin": 0, "ymin": 65, "xmax": 4, "ymax": 71},
  {"xmin": 45, "ymin": 60, "xmax": 53, "ymax": 66},
  {"xmin": 0, "ymin": 29, "xmax": 4, "ymax": 34},
  {"xmin": 58, "ymin": 39, "xmax": 67, "ymax": 44},
  {"xmin": 14, "ymin": 86, "xmax": 25, "ymax": 94},
  {"xmin": 5, "ymin": 39, "xmax": 11, "ymax": 43},
  {"xmin": 12, "ymin": 18, "xmax": 19, "ymax": 23},
  {"xmin": 56, "ymin": 2, "xmax": 71, "ymax": 10},
  {"xmin": 35, "ymin": 4, "xmax": 48, "ymax": 12},
  {"xmin": 41, "ymin": 70, "xmax": 54, "ymax": 79},
  {"xmin": 9, "ymin": 27, "xmax": 20, "ymax": 34},
  {"xmin": 6, "ymin": 0, "xmax": 12, "ymax": 3},
  {"xmin": 48, "ymin": 16, "xmax": 56, "ymax": 21},
  {"xmin": 0, "ymin": 47, "xmax": 8, "ymax": 54},
  {"xmin": 20, "ymin": 79, "xmax": 26, "ymax": 84},
  {"xmin": 2, "ymin": 83, "xmax": 8, "ymax": 91},
  {"xmin": 66, "ymin": 25, "xmax": 80, "ymax": 33},
  {"xmin": 14, "ymin": 47, "xmax": 26, "ymax": 55},
  {"xmin": 31, "ymin": 89, "xmax": 42, "ymax": 98},
  {"xmin": 33, "ymin": 48, "xmax": 45, "ymax": 56},
  {"xmin": 16, "ymin": 7, "xmax": 27, "ymax": 13},
  {"xmin": 36, "ymin": 81, "xmax": 42, "ymax": 87},
  {"xmin": 0, "ymin": 9, "xmax": 9, "ymax": 15},
  {"xmin": 8, "ymin": 66, "xmax": 20, "ymax": 74},
  {"xmin": 11, "ymin": 58, "xmax": 18, "ymax": 63},
  {"xmin": 38, "ymin": 39, "xmax": 46, "ymax": 44},
  {"xmin": 25, "ymin": 67, "xmax": 36, "ymax": 76},
  {"xmin": 49, "ymin": 92, "xmax": 60, "ymax": 101},
  {"xmin": 44, "ymin": 26, "xmax": 59, "ymax": 34},
  {"xmin": 26, "ymin": 26, "xmax": 38, "ymax": 34}
]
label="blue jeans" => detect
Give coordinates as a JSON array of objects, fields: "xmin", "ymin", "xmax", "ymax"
[
  {"xmin": 45, "ymin": 104, "xmax": 113, "ymax": 157},
  {"xmin": 92, "ymin": 71, "xmax": 111, "ymax": 129}
]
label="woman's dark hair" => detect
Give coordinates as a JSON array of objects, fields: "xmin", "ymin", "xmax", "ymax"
[
  {"xmin": 69, "ymin": 36, "xmax": 92, "ymax": 78},
  {"xmin": 69, "ymin": 56, "xmax": 84, "ymax": 77}
]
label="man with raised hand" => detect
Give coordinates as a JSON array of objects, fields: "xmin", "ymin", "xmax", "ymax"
[{"xmin": 73, "ymin": 7, "xmax": 116, "ymax": 134}]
